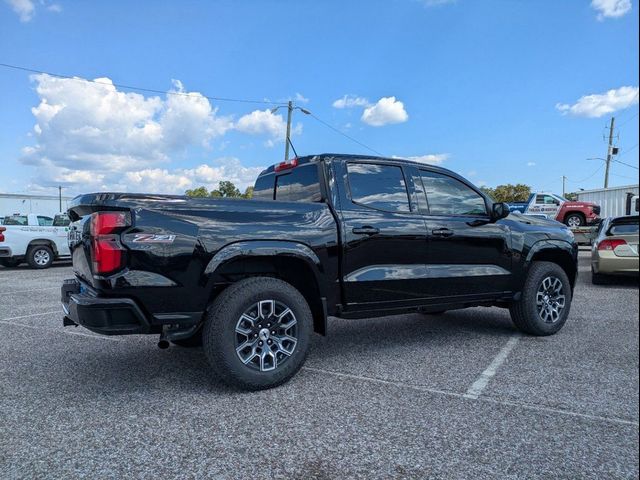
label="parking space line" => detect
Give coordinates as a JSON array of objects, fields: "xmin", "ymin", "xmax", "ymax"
[
  {"xmin": 0, "ymin": 313, "xmax": 122, "ymax": 342},
  {"xmin": 1, "ymin": 311, "xmax": 61, "ymax": 321},
  {"xmin": 303, "ymin": 365, "xmax": 639, "ymax": 428},
  {"xmin": 464, "ymin": 335, "xmax": 520, "ymax": 400}
]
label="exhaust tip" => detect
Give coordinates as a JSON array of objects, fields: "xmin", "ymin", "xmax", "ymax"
[{"xmin": 157, "ymin": 339, "xmax": 170, "ymax": 349}]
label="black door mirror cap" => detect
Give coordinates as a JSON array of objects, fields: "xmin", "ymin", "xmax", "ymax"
[{"xmin": 491, "ymin": 202, "xmax": 510, "ymax": 221}]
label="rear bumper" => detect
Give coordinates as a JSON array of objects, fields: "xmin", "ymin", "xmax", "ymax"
[
  {"xmin": 592, "ymin": 252, "xmax": 639, "ymax": 275},
  {"xmin": 0, "ymin": 246, "xmax": 13, "ymax": 258},
  {"xmin": 61, "ymin": 279, "xmax": 150, "ymax": 335}
]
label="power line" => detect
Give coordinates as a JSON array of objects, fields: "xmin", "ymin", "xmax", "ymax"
[
  {"xmin": 565, "ymin": 164, "xmax": 604, "ymax": 184},
  {"xmin": 612, "ymin": 158, "xmax": 639, "ymax": 170},
  {"xmin": 0, "ymin": 62, "xmax": 284, "ymax": 106},
  {"xmin": 616, "ymin": 142, "xmax": 638, "ymax": 159},
  {"xmin": 617, "ymin": 110, "xmax": 638, "ymax": 129},
  {"xmin": 307, "ymin": 112, "xmax": 384, "ymax": 156}
]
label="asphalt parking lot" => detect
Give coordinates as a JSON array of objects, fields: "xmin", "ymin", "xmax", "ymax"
[{"xmin": 0, "ymin": 251, "xmax": 638, "ymax": 479}]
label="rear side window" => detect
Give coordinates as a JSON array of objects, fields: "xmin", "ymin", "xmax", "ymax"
[
  {"xmin": 347, "ymin": 163, "xmax": 410, "ymax": 213},
  {"xmin": 3, "ymin": 215, "xmax": 28, "ymax": 225},
  {"xmin": 419, "ymin": 171, "xmax": 487, "ymax": 216},
  {"xmin": 275, "ymin": 164, "xmax": 322, "ymax": 202}
]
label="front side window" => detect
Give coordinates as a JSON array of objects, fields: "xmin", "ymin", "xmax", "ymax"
[
  {"xmin": 419, "ymin": 171, "xmax": 487, "ymax": 216},
  {"xmin": 53, "ymin": 214, "xmax": 70, "ymax": 227},
  {"xmin": 347, "ymin": 163, "xmax": 410, "ymax": 213},
  {"xmin": 536, "ymin": 194, "xmax": 557, "ymax": 205},
  {"xmin": 37, "ymin": 216, "xmax": 53, "ymax": 226},
  {"xmin": 275, "ymin": 164, "xmax": 322, "ymax": 202}
]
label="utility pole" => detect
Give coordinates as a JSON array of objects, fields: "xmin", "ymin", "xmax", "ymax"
[
  {"xmin": 284, "ymin": 101, "xmax": 293, "ymax": 162},
  {"xmin": 562, "ymin": 176, "xmax": 567, "ymax": 197},
  {"xmin": 58, "ymin": 186, "xmax": 62, "ymax": 212},
  {"xmin": 604, "ymin": 116, "xmax": 615, "ymax": 189}
]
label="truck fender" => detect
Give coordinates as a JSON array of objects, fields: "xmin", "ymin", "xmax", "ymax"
[{"xmin": 523, "ymin": 239, "xmax": 578, "ymax": 289}]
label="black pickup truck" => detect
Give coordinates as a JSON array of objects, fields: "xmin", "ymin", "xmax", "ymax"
[{"xmin": 62, "ymin": 154, "xmax": 578, "ymax": 390}]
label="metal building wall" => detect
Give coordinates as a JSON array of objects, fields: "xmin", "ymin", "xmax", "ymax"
[
  {"xmin": 0, "ymin": 194, "xmax": 74, "ymax": 219},
  {"xmin": 576, "ymin": 184, "xmax": 639, "ymax": 218}
]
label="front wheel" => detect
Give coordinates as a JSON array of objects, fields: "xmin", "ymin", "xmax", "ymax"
[
  {"xmin": 510, "ymin": 261, "xmax": 572, "ymax": 336},
  {"xmin": 202, "ymin": 277, "xmax": 312, "ymax": 390},
  {"xmin": 27, "ymin": 245, "xmax": 54, "ymax": 269},
  {"xmin": 564, "ymin": 213, "xmax": 584, "ymax": 228}
]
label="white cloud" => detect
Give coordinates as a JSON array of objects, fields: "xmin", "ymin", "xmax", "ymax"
[
  {"xmin": 4, "ymin": 0, "xmax": 35, "ymax": 21},
  {"xmin": 393, "ymin": 153, "xmax": 449, "ymax": 165},
  {"xmin": 361, "ymin": 96, "xmax": 408, "ymax": 126},
  {"xmin": 591, "ymin": 0, "xmax": 632, "ymax": 20},
  {"xmin": 295, "ymin": 92, "xmax": 309, "ymax": 104},
  {"xmin": 332, "ymin": 94, "xmax": 370, "ymax": 109},
  {"xmin": 556, "ymin": 86, "xmax": 639, "ymax": 118},
  {"xmin": 527, "ymin": 162, "xmax": 536, "ymax": 167},
  {"xmin": 235, "ymin": 108, "xmax": 302, "ymax": 142},
  {"xmin": 18, "ymin": 74, "xmax": 270, "ymax": 193},
  {"xmin": 4, "ymin": 0, "xmax": 61, "ymax": 21}
]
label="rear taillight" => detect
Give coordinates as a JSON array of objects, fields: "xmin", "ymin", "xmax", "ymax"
[
  {"xmin": 275, "ymin": 157, "xmax": 298, "ymax": 172},
  {"xmin": 90, "ymin": 212, "xmax": 130, "ymax": 275},
  {"xmin": 598, "ymin": 239, "xmax": 627, "ymax": 251},
  {"xmin": 0, "ymin": 227, "xmax": 5, "ymax": 242}
]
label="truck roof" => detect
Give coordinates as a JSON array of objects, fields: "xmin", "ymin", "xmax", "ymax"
[{"xmin": 257, "ymin": 153, "xmax": 460, "ymax": 177}]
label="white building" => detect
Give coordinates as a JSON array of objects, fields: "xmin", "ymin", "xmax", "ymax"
[
  {"xmin": 575, "ymin": 184, "xmax": 639, "ymax": 218},
  {"xmin": 0, "ymin": 193, "xmax": 74, "ymax": 219}
]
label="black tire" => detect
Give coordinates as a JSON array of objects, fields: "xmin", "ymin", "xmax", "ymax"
[
  {"xmin": 202, "ymin": 277, "xmax": 313, "ymax": 391},
  {"xmin": 509, "ymin": 261, "xmax": 572, "ymax": 336},
  {"xmin": 564, "ymin": 213, "xmax": 584, "ymax": 227},
  {"xmin": 0, "ymin": 258, "xmax": 21, "ymax": 268},
  {"xmin": 26, "ymin": 245, "xmax": 54, "ymax": 269},
  {"xmin": 171, "ymin": 328, "xmax": 203, "ymax": 348}
]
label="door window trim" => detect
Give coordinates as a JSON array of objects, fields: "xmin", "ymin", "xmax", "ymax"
[{"xmin": 416, "ymin": 168, "xmax": 490, "ymax": 218}]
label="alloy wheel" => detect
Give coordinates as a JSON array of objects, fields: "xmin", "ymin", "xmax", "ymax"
[
  {"xmin": 536, "ymin": 276, "xmax": 566, "ymax": 323},
  {"xmin": 235, "ymin": 299, "xmax": 298, "ymax": 372},
  {"xmin": 34, "ymin": 249, "xmax": 51, "ymax": 266}
]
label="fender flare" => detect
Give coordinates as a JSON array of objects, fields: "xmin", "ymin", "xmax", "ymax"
[
  {"xmin": 204, "ymin": 240, "xmax": 325, "ymax": 292},
  {"xmin": 524, "ymin": 239, "xmax": 576, "ymax": 267}
]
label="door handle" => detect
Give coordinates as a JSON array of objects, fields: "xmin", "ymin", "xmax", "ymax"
[
  {"xmin": 352, "ymin": 226, "xmax": 380, "ymax": 236},
  {"xmin": 431, "ymin": 228, "xmax": 454, "ymax": 237}
]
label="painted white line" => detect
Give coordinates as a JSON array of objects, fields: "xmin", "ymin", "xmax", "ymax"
[
  {"xmin": 303, "ymin": 365, "xmax": 639, "ymax": 428},
  {"xmin": 0, "ymin": 287, "xmax": 59, "ymax": 295},
  {"xmin": 464, "ymin": 335, "xmax": 521, "ymax": 400},
  {"xmin": 1, "ymin": 310, "xmax": 60, "ymax": 321},
  {"xmin": 302, "ymin": 366, "xmax": 465, "ymax": 399}
]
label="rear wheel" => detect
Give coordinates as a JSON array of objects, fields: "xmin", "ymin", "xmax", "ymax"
[
  {"xmin": 202, "ymin": 277, "xmax": 312, "ymax": 390},
  {"xmin": 564, "ymin": 213, "xmax": 584, "ymax": 228},
  {"xmin": 510, "ymin": 261, "xmax": 572, "ymax": 336},
  {"xmin": 27, "ymin": 245, "xmax": 54, "ymax": 269}
]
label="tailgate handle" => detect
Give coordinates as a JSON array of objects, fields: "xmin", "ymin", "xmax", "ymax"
[
  {"xmin": 352, "ymin": 226, "xmax": 380, "ymax": 236},
  {"xmin": 432, "ymin": 228, "xmax": 454, "ymax": 238}
]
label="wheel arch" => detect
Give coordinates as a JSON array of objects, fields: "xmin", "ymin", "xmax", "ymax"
[
  {"xmin": 27, "ymin": 239, "xmax": 58, "ymax": 256},
  {"xmin": 563, "ymin": 210, "xmax": 585, "ymax": 223},
  {"xmin": 204, "ymin": 241, "xmax": 328, "ymax": 335},
  {"xmin": 525, "ymin": 241, "xmax": 578, "ymax": 290}
]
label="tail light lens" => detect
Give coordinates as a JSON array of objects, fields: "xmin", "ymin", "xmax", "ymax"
[
  {"xmin": 90, "ymin": 212, "xmax": 130, "ymax": 275},
  {"xmin": 0, "ymin": 227, "xmax": 5, "ymax": 242},
  {"xmin": 598, "ymin": 239, "xmax": 627, "ymax": 251}
]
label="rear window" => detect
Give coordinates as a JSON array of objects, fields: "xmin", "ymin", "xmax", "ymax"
[
  {"xmin": 275, "ymin": 164, "xmax": 322, "ymax": 202},
  {"xmin": 3, "ymin": 215, "xmax": 28, "ymax": 225},
  {"xmin": 608, "ymin": 218, "xmax": 639, "ymax": 236}
]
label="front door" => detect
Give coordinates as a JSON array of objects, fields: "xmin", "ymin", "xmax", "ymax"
[
  {"xmin": 334, "ymin": 160, "xmax": 430, "ymax": 309},
  {"xmin": 414, "ymin": 168, "xmax": 512, "ymax": 299}
]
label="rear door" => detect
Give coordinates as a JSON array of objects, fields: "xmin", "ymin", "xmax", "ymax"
[
  {"xmin": 411, "ymin": 168, "xmax": 513, "ymax": 298},
  {"xmin": 334, "ymin": 160, "xmax": 430, "ymax": 309}
]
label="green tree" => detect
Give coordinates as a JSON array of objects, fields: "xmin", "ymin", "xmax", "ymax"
[
  {"xmin": 242, "ymin": 186, "xmax": 254, "ymax": 199},
  {"xmin": 482, "ymin": 184, "xmax": 531, "ymax": 203},
  {"xmin": 185, "ymin": 186, "xmax": 210, "ymax": 198},
  {"xmin": 565, "ymin": 192, "xmax": 578, "ymax": 201},
  {"xmin": 213, "ymin": 180, "xmax": 242, "ymax": 198}
]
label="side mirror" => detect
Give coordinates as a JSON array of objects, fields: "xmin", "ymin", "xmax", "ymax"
[{"xmin": 491, "ymin": 202, "xmax": 510, "ymax": 221}]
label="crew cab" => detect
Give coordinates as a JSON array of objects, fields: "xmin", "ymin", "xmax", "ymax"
[
  {"xmin": 61, "ymin": 154, "xmax": 578, "ymax": 390},
  {"xmin": 508, "ymin": 192, "xmax": 600, "ymax": 227},
  {"xmin": 0, "ymin": 213, "xmax": 71, "ymax": 268}
]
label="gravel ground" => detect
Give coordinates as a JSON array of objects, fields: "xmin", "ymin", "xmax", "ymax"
[{"xmin": 0, "ymin": 252, "xmax": 638, "ymax": 479}]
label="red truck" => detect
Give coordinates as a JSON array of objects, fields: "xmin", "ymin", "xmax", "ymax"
[{"xmin": 509, "ymin": 193, "xmax": 600, "ymax": 227}]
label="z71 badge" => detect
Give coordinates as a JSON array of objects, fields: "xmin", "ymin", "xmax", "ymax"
[{"xmin": 131, "ymin": 234, "xmax": 176, "ymax": 243}]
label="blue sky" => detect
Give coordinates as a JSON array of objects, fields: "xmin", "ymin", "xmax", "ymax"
[{"xmin": 1, "ymin": 0, "xmax": 638, "ymax": 196}]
